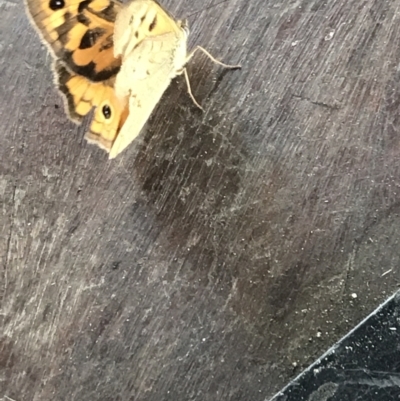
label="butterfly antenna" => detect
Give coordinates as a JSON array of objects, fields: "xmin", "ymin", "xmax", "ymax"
[{"xmin": 184, "ymin": 0, "xmax": 231, "ymax": 19}]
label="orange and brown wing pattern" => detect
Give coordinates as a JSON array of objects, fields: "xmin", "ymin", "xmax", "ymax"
[
  {"xmin": 25, "ymin": 0, "xmax": 122, "ymax": 81},
  {"xmin": 55, "ymin": 62, "xmax": 129, "ymax": 151}
]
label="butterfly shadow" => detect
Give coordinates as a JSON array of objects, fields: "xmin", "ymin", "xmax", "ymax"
[{"xmin": 107, "ymin": 61, "xmax": 255, "ymax": 274}]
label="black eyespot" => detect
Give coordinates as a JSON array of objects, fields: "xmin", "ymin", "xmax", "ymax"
[
  {"xmin": 102, "ymin": 105, "xmax": 111, "ymax": 119},
  {"xmin": 49, "ymin": 0, "xmax": 65, "ymax": 10}
]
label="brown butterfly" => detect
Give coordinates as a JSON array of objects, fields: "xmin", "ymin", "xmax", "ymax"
[{"xmin": 25, "ymin": 0, "xmax": 240, "ymax": 158}]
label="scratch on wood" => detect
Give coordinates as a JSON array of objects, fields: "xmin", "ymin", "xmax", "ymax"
[
  {"xmin": 292, "ymin": 94, "xmax": 342, "ymax": 110},
  {"xmin": 4, "ymin": 396, "xmax": 19, "ymax": 401},
  {"xmin": 4, "ymin": 185, "xmax": 16, "ymax": 293}
]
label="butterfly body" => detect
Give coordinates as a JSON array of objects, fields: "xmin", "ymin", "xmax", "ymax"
[{"xmin": 25, "ymin": 0, "xmax": 240, "ymax": 158}]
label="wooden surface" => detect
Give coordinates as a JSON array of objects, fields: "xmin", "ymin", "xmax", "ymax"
[{"xmin": 2, "ymin": 0, "xmax": 400, "ymax": 399}]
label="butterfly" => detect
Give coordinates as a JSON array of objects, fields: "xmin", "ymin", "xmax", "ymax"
[{"xmin": 24, "ymin": 0, "xmax": 241, "ymax": 158}]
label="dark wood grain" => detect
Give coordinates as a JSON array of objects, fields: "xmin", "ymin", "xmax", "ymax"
[{"xmin": 2, "ymin": 0, "xmax": 400, "ymax": 399}]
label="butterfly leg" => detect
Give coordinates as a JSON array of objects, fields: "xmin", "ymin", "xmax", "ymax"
[
  {"xmin": 183, "ymin": 68, "xmax": 204, "ymax": 110},
  {"xmin": 183, "ymin": 47, "xmax": 241, "ymax": 110},
  {"xmin": 186, "ymin": 46, "xmax": 241, "ymax": 70}
]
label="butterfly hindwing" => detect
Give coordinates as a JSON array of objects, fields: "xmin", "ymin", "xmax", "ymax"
[
  {"xmin": 55, "ymin": 61, "xmax": 129, "ymax": 151},
  {"xmin": 25, "ymin": 0, "xmax": 122, "ymax": 81},
  {"xmin": 113, "ymin": 0, "xmax": 185, "ymax": 57},
  {"xmin": 108, "ymin": 0, "xmax": 188, "ymax": 158}
]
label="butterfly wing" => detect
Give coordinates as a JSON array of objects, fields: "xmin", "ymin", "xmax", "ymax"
[
  {"xmin": 113, "ymin": 0, "xmax": 186, "ymax": 57},
  {"xmin": 55, "ymin": 61, "xmax": 129, "ymax": 151},
  {"xmin": 106, "ymin": 0, "xmax": 188, "ymax": 158},
  {"xmin": 25, "ymin": 0, "xmax": 189, "ymax": 157},
  {"xmin": 25, "ymin": 0, "xmax": 122, "ymax": 81},
  {"xmin": 25, "ymin": 0, "xmax": 128, "ymax": 152}
]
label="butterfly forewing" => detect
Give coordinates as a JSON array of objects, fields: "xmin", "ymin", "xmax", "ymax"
[{"xmin": 25, "ymin": 0, "xmax": 122, "ymax": 81}]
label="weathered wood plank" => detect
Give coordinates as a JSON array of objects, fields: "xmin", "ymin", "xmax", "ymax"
[{"xmin": 2, "ymin": 0, "xmax": 400, "ymax": 399}]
